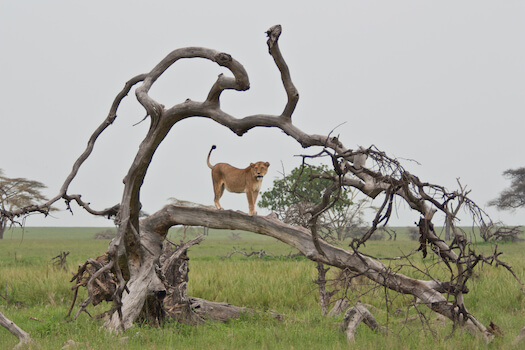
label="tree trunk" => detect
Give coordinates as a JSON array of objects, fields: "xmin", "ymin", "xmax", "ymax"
[
  {"xmin": 104, "ymin": 219, "xmax": 167, "ymax": 331},
  {"xmin": 73, "ymin": 233, "xmax": 286, "ymax": 326},
  {"xmin": 0, "ymin": 219, "xmax": 6, "ymax": 239},
  {"xmin": 315, "ymin": 262, "xmax": 335, "ymax": 315}
]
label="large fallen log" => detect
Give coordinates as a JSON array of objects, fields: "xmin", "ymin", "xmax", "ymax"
[{"xmin": 143, "ymin": 204, "xmax": 487, "ymax": 337}]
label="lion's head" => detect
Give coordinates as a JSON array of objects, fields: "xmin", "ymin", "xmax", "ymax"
[{"xmin": 250, "ymin": 162, "xmax": 270, "ymax": 180}]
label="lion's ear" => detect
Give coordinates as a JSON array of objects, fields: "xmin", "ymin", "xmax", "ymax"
[
  {"xmin": 265, "ymin": 162, "xmax": 270, "ymax": 167},
  {"xmin": 250, "ymin": 163, "xmax": 255, "ymax": 167}
]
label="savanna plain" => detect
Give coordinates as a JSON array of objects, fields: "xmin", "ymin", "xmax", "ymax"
[{"xmin": 1, "ymin": 226, "xmax": 524, "ymax": 349}]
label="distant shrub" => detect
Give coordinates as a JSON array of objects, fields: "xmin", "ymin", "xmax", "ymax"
[
  {"xmin": 343, "ymin": 226, "xmax": 385, "ymax": 241},
  {"xmin": 94, "ymin": 229, "xmax": 116, "ymax": 240},
  {"xmin": 408, "ymin": 227, "xmax": 419, "ymax": 241}
]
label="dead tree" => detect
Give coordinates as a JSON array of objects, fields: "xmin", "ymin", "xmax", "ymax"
[
  {"xmin": 315, "ymin": 262, "xmax": 338, "ymax": 315},
  {"xmin": 1, "ymin": 25, "xmax": 519, "ymax": 341}
]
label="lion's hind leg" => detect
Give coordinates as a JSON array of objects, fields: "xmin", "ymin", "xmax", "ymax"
[{"xmin": 214, "ymin": 182, "xmax": 225, "ymax": 210}]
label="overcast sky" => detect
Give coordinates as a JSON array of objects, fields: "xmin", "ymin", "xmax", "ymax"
[{"xmin": 1, "ymin": 1, "xmax": 524, "ymax": 228}]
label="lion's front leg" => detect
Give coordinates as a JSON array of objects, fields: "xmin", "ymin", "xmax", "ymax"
[{"xmin": 246, "ymin": 190, "xmax": 259, "ymax": 215}]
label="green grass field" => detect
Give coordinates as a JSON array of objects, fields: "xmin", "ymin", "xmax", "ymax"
[{"xmin": 1, "ymin": 226, "xmax": 524, "ymax": 349}]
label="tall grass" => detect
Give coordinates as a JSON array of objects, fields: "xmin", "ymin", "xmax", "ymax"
[{"xmin": 1, "ymin": 227, "xmax": 524, "ymax": 349}]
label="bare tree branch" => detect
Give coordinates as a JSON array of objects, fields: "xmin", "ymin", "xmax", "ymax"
[
  {"xmin": 146, "ymin": 204, "xmax": 487, "ymax": 335},
  {"xmin": 0, "ymin": 311, "xmax": 33, "ymax": 349}
]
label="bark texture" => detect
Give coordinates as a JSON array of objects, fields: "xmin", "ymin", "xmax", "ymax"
[{"xmin": 72, "ymin": 233, "xmax": 285, "ymax": 326}]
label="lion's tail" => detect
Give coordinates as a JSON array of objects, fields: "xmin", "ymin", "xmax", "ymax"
[{"xmin": 206, "ymin": 145, "xmax": 217, "ymax": 169}]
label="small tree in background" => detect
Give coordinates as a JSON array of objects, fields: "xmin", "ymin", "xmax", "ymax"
[
  {"xmin": 489, "ymin": 167, "xmax": 525, "ymax": 211},
  {"xmin": 259, "ymin": 165, "xmax": 369, "ymax": 241},
  {"xmin": 0, "ymin": 170, "xmax": 51, "ymax": 239},
  {"xmin": 259, "ymin": 164, "xmax": 371, "ymax": 314}
]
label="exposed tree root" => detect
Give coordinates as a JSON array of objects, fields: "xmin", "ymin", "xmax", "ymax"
[
  {"xmin": 70, "ymin": 234, "xmax": 285, "ymax": 327},
  {"xmin": 68, "ymin": 252, "xmax": 116, "ymax": 319}
]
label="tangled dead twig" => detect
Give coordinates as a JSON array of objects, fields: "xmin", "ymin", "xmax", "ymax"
[
  {"xmin": 67, "ymin": 253, "xmax": 116, "ymax": 319},
  {"xmin": 51, "ymin": 251, "xmax": 69, "ymax": 270}
]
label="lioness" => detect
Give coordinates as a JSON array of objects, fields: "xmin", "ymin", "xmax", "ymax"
[{"xmin": 206, "ymin": 145, "xmax": 270, "ymax": 215}]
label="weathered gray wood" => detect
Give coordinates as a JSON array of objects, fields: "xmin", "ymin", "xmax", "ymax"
[
  {"xmin": 142, "ymin": 204, "xmax": 486, "ymax": 335},
  {"xmin": 342, "ymin": 302, "xmax": 385, "ymax": 342},
  {"xmin": 327, "ymin": 299, "xmax": 350, "ymax": 317},
  {"xmin": 0, "ymin": 311, "xmax": 32, "ymax": 349},
  {"xmin": 105, "ymin": 219, "xmax": 166, "ymax": 331},
  {"xmin": 189, "ymin": 297, "xmax": 249, "ymax": 322}
]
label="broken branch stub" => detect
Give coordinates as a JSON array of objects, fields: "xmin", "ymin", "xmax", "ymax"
[{"xmin": 342, "ymin": 302, "xmax": 385, "ymax": 342}]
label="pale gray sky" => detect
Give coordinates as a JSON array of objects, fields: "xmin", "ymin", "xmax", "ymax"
[{"xmin": 1, "ymin": 1, "xmax": 524, "ymax": 227}]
